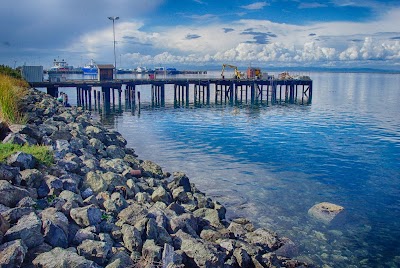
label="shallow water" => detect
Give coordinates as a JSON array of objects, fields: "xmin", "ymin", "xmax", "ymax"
[{"xmin": 52, "ymin": 72, "xmax": 400, "ymax": 267}]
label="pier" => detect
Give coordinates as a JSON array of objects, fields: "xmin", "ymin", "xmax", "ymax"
[{"xmin": 29, "ymin": 78, "xmax": 312, "ymax": 114}]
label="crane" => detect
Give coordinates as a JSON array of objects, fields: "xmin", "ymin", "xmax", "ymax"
[{"xmin": 221, "ymin": 64, "xmax": 244, "ymax": 80}]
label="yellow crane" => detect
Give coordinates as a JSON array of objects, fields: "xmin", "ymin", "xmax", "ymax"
[{"xmin": 221, "ymin": 64, "xmax": 244, "ymax": 80}]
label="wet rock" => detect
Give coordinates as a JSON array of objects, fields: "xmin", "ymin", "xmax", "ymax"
[
  {"xmin": 245, "ymin": 228, "xmax": 282, "ymax": 252},
  {"xmin": 275, "ymin": 237, "xmax": 299, "ymax": 258},
  {"xmin": 70, "ymin": 205, "xmax": 102, "ymax": 227},
  {"xmin": 0, "ymin": 180, "xmax": 30, "ymax": 207},
  {"xmin": 308, "ymin": 202, "xmax": 344, "ymax": 224},
  {"xmin": 7, "ymin": 151, "xmax": 36, "ymax": 170},
  {"xmin": 33, "ymin": 247, "xmax": 99, "ymax": 267},
  {"xmin": 3, "ymin": 212, "xmax": 44, "ymax": 249},
  {"xmin": 0, "ymin": 239, "xmax": 28, "ymax": 267},
  {"xmin": 77, "ymin": 239, "xmax": 111, "ymax": 265}
]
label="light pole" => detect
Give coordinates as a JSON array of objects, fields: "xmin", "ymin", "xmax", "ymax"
[{"xmin": 108, "ymin": 16, "xmax": 119, "ymax": 79}]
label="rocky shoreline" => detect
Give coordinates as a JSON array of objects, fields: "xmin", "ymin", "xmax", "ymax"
[{"xmin": 0, "ymin": 88, "xmax": 312, "ymax": 267}]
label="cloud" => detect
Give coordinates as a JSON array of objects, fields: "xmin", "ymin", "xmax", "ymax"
[
  {"xmin": 185, "ymin": 34, "xmax": 201, "ymax": 40},
  {"xmin": 241, "ymin": 2, "xmax": 269, "ymax": 10},
  {"xmin": 193, "ymin": 0, "xmax": 206, "ymax": 4},
  {"xmin": 298, "ymin": 2, "xmax": 328, "ymax": 9},
  {"xmin": 223, "ymin": 28, "xmax": 235, "ymax": 33},
  {"xmin": 185, "ymin": 14, "xmax": 218, "ymax": 20}
]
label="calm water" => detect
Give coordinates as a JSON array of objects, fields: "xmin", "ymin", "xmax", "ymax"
[{"xmin": 51, "ymin": 72, "xmax": 400, "ymax": 267}]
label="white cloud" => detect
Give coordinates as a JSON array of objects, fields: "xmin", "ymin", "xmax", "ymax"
[{"xmin": 241, "ymin": 2, "xmax": 269, "ymax": 10}]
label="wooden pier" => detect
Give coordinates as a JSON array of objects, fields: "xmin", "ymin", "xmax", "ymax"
[{"xmin": 29, "ymin": 78, "xmax": 312, "ymax": 114}]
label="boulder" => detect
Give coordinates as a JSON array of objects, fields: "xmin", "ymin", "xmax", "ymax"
[
  {"xmin": 140, "ymin": 160, "xmax": 164, "ymax": 178},
  {"xmin": 2, "ymin": 133, "xmax": 37, "ymax": 145},
  {"xmin": 151, "ymin": 186, "xmax": 172, "ymax": 204},
  {"xmin": 70, "ymin": 205, "xmax": 102, "ymax": 227},
  {"xmin": 84, "ymin": 171, "xmax": 108, "ymax": 194},
  {"xmin": 7, "ymin": 151, "xmax": 36, "ymax": 170},
  {"xmin": 20, "ymin": 168, "xmax": 43, "ymax": 188},
  {"xmin": 33, "ymin": 247, "xmax": 99, "ymax": 267},
  {"xmin": 245, "ymin": 228, "xmax": 282, "ymax": 252},
  {"xmin": 0, "ymin": 163, "xmax": 21, "ymax": 185},
  {"xmin": 121, "ymin": 224, "xmax": 143, "ymax": 252},
  {"xmin": 0, "ymin": 180, "xmax": 30, "ymax": 207},
  {"xmin": 1, "ymin": 207, "xmax": 34, "ymax": 224},
  {"xmin": 106, "ymin": 145, "xmax": 126, "ymax": 159},
  {"xmin": 173, "ymin": 230, "xmax": 225, "ymax": 267},
  {"xmin": 77, "ymin": 239, "xmax": 111, "ymax": 265},
  {"xmin": 105, "ymin": 251, "xmax": 134, "ymax": 268},
  {"xmin": 308, "ymin": 202, "xmax": 344, "ymax": 224},
  {"xmin": 0, "ymin": 239, "xmax": 28, "ymax": 267},
  {"xmin": 3, "ymin": 212, "xmax": 44, "ymax": 249}
]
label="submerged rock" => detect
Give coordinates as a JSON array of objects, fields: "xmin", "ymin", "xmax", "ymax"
[{"xmin": 308, "ymin": 202, "xmax": 344, "ymax": 224}]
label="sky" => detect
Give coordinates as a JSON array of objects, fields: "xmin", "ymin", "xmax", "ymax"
[{"xmin": 1, "ymin": 0, "xmax": 400, "ymax": 70}]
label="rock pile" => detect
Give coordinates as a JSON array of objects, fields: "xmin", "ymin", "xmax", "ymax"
[{"xmin": 0, "ymin": 88, "xmax": 311, "ymax": 267}]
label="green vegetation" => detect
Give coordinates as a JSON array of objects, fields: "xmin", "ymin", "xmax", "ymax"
[
  {"xmin": 0, "ymin": 143, "xmax": 54, "ymax": 166},
  {"xmin": 0, "ymin": 65, "xmax": 23, "ymax": 80},
  {"xmin": 0, "ymin": 71, "xmax": 28, "ymax": 124}
]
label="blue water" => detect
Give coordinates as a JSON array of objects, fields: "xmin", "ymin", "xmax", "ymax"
[{"xmin": 53, "ymin": 72, "xmax": 400, "ymax": 267}]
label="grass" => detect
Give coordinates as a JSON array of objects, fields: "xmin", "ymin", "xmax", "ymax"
[
  {"xmin": 0, "ymin": 72, "xmax": 28, "ymax": 124},
  {"xmin": 0, "ymin": 143, "xmax": 54, "ymax": 166}
]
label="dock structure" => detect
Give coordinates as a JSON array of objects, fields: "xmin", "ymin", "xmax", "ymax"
[{"xmin": 29, "ymin": 78, "xmax": 312, "ymax": 114}]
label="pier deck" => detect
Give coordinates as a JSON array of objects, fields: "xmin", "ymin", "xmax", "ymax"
[{"xmin": 29, "ymin": 78, "xmax": 312, "ymax": 113}]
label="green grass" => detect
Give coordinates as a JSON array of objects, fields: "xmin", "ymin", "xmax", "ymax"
[
  {"xmin": 0, "ymin": 73, "xmax": 28, "ymax": 124},
  {"xmin": 0, "ymin": 143, "xmax": 54, "ymax": 166}
]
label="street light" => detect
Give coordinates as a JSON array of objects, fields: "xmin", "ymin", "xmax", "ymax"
[{"xmin": 108, "ymin": 16, "xmax": 119, "ymax": 79}]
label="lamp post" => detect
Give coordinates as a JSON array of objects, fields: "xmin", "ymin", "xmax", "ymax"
[{"xmin": 108, "ymin": 16, "xmax": 119, "ymax": 79}]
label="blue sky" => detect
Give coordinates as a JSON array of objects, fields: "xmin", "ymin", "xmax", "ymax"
[{"xmin": 1, "ymin": 0, "xmax": 400, "ymax": 70}]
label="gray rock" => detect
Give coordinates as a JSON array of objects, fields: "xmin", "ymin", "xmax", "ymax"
[
  {"xmin": 89, "ymin": 138, "xmax": 105, "ymax": 151},
  {"xmin": 193, "ymin": 208, "xmax": 222, "ymax": 228},
  {"xmin": 308, "ymin": 202, "xmax": 344, "ymax": 224},
  {"xmin": 42, "ymin": 219, "xmax": 68, "ymax": 248},
  {"xmin": 77, "ymin": 239, "xmax": 111, "ymax": 265},
  {"xmin": 41, "ymin": 207, "xmax": 69, "ymax": 237},
  {"xmin": 20, "ymin": 169, "xmax": 43, "ymax": 188},
  {"xmin": 50, "ymin": 130, "xmax": 72, "ymax": 141},
  {"xmin": 8, "ymin": 124, "xmax": 42, "ymax": 141},
  {"xmin": 104, "ymin": 131, "xmax": 127, "ymax": 147},
  {"xmin": 151, "ymin": 186, "xmax": 172, "ymax": 204},
  {"xmin": 274, "ymin": 237, "xmax": 299, "ymax": 258},
  {"xmin": 86, "ymin": 126, "xmax": 106, "ymax": 142},
  {"xmin": 233, "ymin": 247, "xmax": 252, "ymax": 268},
  {"xmin": 16, "ymin": 196, "xmax": 37, "ymax": 207},
  {"xmin": 1, "ymin": 207, "xmax": 34, "ymax": 224},
  {"xmin": 70, "ymin": 205, "xmax": 102, "ymax": 227},
  {"xmin": 2, "ymin": 133, "xmax": 37, "ymax": 145},
  {"xmin": 245, "ymin": 228, "xmax": 282, "ymax": 252},
  {"xmin": 81, "ymin": 188, "xmax": 95, "ymax": 199},
  {"xmin": 73, "ymin": 227, "xmax": 99, "ymax": 245},
  {"xmin": 174, "ymin": 230, "xmax": 225, "ymax": 267},
  {"xmin": 142, "ymin": 239, "xmax": 162, "ymax": 263},
  {"xmin": 121, "ymin": 224, "xmax": 143, "ymax": 252},
  {"xmin": 0, "ymin": 180, "xmax": 30, "ymax": 207},
  {"xmin": 4, "ymin": 212, "xmax": 44, "ymax": 249},
  {"xmin": 58, "ymin": 159, "xmax": 79, "ymax": 173},
  {"xmin": 141, "ymin": 160, "xmax": 164, "ymax": 178},
  {"xmin": 105, "ymin": 251, "xmax": 134, "ymax": 268},
  {"xmin": 7, "ymin": 151, "xmax": 36, "ymax": 170},
  {"xmin": 168, "ymin": 172, "xmax": 191, "ymax": 192},
  {"xmin": 59, "ymin": 190, "xmax": 83, "ymax": 205},
  {"xmin": 106, "ymin": 145, "xmax": 126, "ymax": 159},
  {"xmin": 33, "ymin": 247, "xmax": 99, "ymax": 268},
  {"xmin": 162, "ymin": 243, "xmax": 183, "ymax": 268},
  {"xmin": 0, "ymin": 213, "xmax": 10, "ymax": 243},
  {"xmin": 0, "ymin": 163, "xmax": 21, "ymax": 185},
  {"xmin": 0, "ymin": 239, "xmax": 28, "ymax": 267},
  {"xmin": 45, "ymin": 175, "xmax": 63, "ymax": 195},
  {"xmin": 84, "ymin": 171, "xmax": 108, "ymax": 194}
]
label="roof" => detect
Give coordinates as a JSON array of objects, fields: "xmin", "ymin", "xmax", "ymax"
[{"xmin": 97, "ymin": 64, "xmax": 114, "ymax": 69}]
